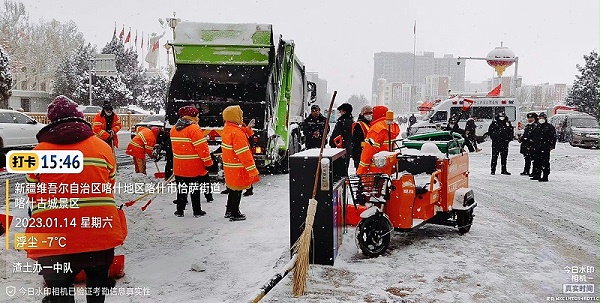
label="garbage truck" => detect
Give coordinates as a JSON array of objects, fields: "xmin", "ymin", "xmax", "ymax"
[{"xmin": 160, "ymin": 22, "xmax": 317, "ymax": 178}]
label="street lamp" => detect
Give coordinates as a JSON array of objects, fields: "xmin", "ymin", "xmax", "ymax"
[{"xmin": 458, "ymin": 44, "xmax": 519, "ymax": 97}]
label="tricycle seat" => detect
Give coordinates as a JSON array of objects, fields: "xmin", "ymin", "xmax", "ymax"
[{"xmin": 397, "ymin": 155, "xmax": 438, "ymax": 175}]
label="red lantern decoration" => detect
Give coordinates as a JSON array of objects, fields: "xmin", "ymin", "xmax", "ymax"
[{"xmin": 486, "ymin": 45, "xmax": 515, "ymax": 77}]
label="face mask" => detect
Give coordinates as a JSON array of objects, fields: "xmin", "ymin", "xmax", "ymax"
[
  {"xmin": 539, "ymin": 119, "xmax": 546, "ymax": 124},
  {"xmin": 499, "ymin": 116, "xmax": 505, "ymax": 121},
  {"xmin": 449, "ymin": 124, "xmax": 455, "ymax": 128},
  {"xmin": 364, "ymin": 114, "xmax": 373, "ymax": 121}
]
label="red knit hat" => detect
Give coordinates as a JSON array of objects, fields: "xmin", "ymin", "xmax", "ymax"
[
  {"xmin": 48, "ymin": 95, "xmax": 84, "ymax": 122},
  {"xmin": 372, "ymin": 105, "xmax": 388, "ymax": 121},
  {"xmin": 178, "ymin": 106, "xmax": 199, "ymax": 118}
]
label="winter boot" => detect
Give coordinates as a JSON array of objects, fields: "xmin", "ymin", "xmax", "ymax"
[
  {"xmin": 229, "ymin": 213, "xmax": 247, "ymax": 221},
  {"xmin": 490, "ymin": 169, "xmax": 496, "ymax": 175},
  {"xmin": 224, "ymin": 209, "xmax": 232, "ymax": 218},
  {"xmin": 174, "ymin": 211, "xmax": 184, "ymax": 217},
  {"xmin": 220, "ymin": 188, "xmax": 230, "ymax": 194},
  {"xmin": 539, "ymin": 173, "xmax": 549, "ymax": 182},
  {"xmin": 501, "ymin": 170, "xmax": 511, "ymax": 175},
  {"xmin": 520, "ymin": 170, "xmax": 529, "ymax": 176},
  {"xmin": 243, "ymin": 186, "xmax": 254, "ymax": 197},
  {"xmin": 193, "ymin": 210, "xmax": 207, "ymax": 217},
  {"xmin": 205, "ymin": 194, "xmax": 214, "ymax": 203},
  {"xmin": 530, "ymin": 175, "xmax": 540, "ymax": 180}
]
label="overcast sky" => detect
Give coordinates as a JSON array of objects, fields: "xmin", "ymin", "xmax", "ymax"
[{"xmin": 16, "ymin": 0, "xmax": 600, "ymax": 102}]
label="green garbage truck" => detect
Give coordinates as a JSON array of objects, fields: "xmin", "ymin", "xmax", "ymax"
[{"xmin": 162, "ymin": 22, "xmax": 316, "ymax": 177}]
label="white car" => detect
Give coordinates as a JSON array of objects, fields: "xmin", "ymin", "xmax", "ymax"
[{"xmin": 0, "ymin": 109, "xmax": 47, "ymax": 167}]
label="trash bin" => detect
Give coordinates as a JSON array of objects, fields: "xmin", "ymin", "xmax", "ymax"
[{"xmin": 289, "ymin": 148, "xmax": 347, "ymax": 265}]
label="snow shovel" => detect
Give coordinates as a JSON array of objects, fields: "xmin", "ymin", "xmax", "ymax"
[
  {"xmin": 124, "ymin": 192, "xmax": 153, "ymax": 207},
  {"xmin": 154, "ymin": 161, "xmax": 165, "ymax": 179},
  {"xmin": 141, "ymin": 174, "xmax": 176, "ymax": 211}
]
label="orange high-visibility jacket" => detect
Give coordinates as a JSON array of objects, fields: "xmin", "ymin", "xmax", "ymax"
[
  {"xmin": 126, "ymin": 128, "xmax": 157, "ymax": 159},
  {"xmin": 170, "ymin": 122, "xmax": 213, "ymax": 177},
  {"xmin": 221, "ymin": 121, "xmax": 259, "ymax": 191},
  {"xmin": 92, "ymin": 112, "xmax": 122, "ymax": 148},
  {"xmin": 356, "ymin": 118, "xmax": 400, "ymax": 174},
  {"xmin": 25, "ymin": 136, "xmax": 126, "ymax": 260}
]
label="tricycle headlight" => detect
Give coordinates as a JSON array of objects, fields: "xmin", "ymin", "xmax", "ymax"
[{"xmin": 374, "ymin": 156, "xmax": 387, "ymax": 168}]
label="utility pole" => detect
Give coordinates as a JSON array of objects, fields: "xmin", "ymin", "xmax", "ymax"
[{"xmin": 89, "ymin": 57, "xmax": 94, "ymax": 106}]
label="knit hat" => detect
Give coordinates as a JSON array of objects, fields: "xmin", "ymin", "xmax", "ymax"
[
  {"xmin": 372, "ymin": 105, "xmax": 388, "ymax": 120},
  {"xmin": 538, "ymin": 112, "xmax": 547, "ymax": 118},
  {"xmin": 103, "ymin": 101, "xmax": 113, "ymax": 111},
  {"xmin": 311, "ymin": 104, "xmax": 320, "ymax": 111},
  {"xmin": 47, "ymin": 95, "xmax": 84, "ymax": 123},
  {"xmin": 222, "ymin": 105, "xmax": 243, "ymax": 125},
  {"xmin": 337, "ymin": 103, "xmax": 353, "ymax": 113},
  {"xmin": 177, "ymin": 106, "xmax": 199, "ymax": 118}
]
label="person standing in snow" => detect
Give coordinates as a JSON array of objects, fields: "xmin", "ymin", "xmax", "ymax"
[
  {"xmin": 351, "ymin": 105, "xmax": 373, "ymax": 169},
  {"xmin": 92, "ymin": 101, "xmax": 122, "ymax": 150},
  {"xmin": 443, "ymin": 114, "xmax": 475, "ymax": 152},
  {"xmin": 26, "ymin": 96, "xmax": 127, "ymax": 303},
  {"xmin": 329, "ymin": 103, "xmax": 354, "ymax": 170},
  {"xmin": 529, "ymin": 112, "xmax": 556, "ymax": 182},
  {"xmin": 221, "ymin": 105, "xmax": 260, "ymax": 221},
  {"xmin": 519, "ymin": 112, "xmax": 538, "ymax": 176},
  {"xmin": 220, "ymin": 119, "xmax": 256, "ymax": 197},
  {"xmin": 303, "ymin": 104, "xmax": 327, "ymax": 149},
  {"xmin": 170, "ymin": 106, "xmax": 213, "ymax": 217},
  {"xmin": 488, "ymin": 112, "xmax": 514, "ymax": 175},
  {"xmin": 356, "ymin": 105, "xmax": 400, "ymax": 175},
  {"xmin": 126, "ymin": 126, "xmax": 164, "ymax": 174}
]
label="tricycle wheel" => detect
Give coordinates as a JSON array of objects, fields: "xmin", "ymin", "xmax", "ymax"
[
  {"xmin": 456, "ymin": 209, "xmax": 474, "ymax": 234},
  {"xmin": 355, "ymin": 214, "xmax": 392, "ymax": 257}
]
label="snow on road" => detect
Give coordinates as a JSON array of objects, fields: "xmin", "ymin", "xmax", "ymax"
[{"xmin": 1, "ymin": 141, "xmax": 598, "ymax": 303}]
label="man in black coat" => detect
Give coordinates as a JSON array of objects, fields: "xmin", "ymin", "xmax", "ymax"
[
  {"xmin": 444, "ymin": 114, "xmax": 475, "ymax": 152},
  {"xmin": 488, "ymin": 112, "xmax": 514, "ymax": 175},
  {"xmin": 329, "ymin": 103, "xmax": 354, "ymax": 170},
  {"xmin": 302, "ymin": 104, "xmax": 327, "ymax": 149},
  {"xmin": 519, "ymin": 112, "xmax": 538, "ymax": 175},
  {"xmin": 530, "ymin": 112, "xmax": 556, "ymax": 182}
]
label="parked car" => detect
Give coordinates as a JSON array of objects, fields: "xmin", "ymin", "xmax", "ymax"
[
  {"xmin": 77, "ymin": 105, "xmax": 102, "ymax": 114},
  {"xmin": 130, "ymin": 114, "xmax": 165, "ymax": 139},
  {"xmin": 0, "ymin": 109, "xmax": 47, "ymax": 167},
  {"xmin": 549, "ymin": 113, "xmax": 569, "ymax": 142},
  {"xmin": 559, "ymin": 113, "xmax": 599, "ymax": 148}
]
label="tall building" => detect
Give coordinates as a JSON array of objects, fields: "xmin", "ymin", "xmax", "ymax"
[
  {"xmin": 424, "ymin": 76, "xmax": 450, "ymax": 101},
  {"xmin": 517, "ymin": 83, "xmax": 570, "ymax": 112},
  {"xmin": 372, "ymin": 51, "xmax": 466, "ymax": 109},
  {"xmin": 306, "ymin": 72, "xmax": 329, "ymax": 110},
  {"xmin": 377, "ymin": 81, "xmax": 412, "ymax": 114}
]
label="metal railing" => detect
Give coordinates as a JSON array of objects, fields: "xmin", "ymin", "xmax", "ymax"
[{"xmin": 27, "ymin": 113, "xmax": 148, "ymax": 131}]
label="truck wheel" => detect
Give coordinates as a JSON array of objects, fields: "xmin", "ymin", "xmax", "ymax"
[
  {"xmin": 355, "ymin": 214, "xmax": 392, "ymax": 257},
  {"xmin": 456, "ymin": 209, "xmax": 474, "ymax": 234}
]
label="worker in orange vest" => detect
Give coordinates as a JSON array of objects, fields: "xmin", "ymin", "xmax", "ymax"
[
  {"xmin": 170, "ymin": 106, "xmax": 213, "ymax": 217},
  {"xmin": 25, "ymin": 96, "xmax": 127, "ymax": 303},
  {"xmin": 356, "ymin": 105, "xmax": 400, "ymax": 175},
  {"xmin": 221, "ymin": 105, "xmax": 260, "ymax": 221},
  {"xmin": 220, "ymin": 118, "xmax": 256, "ymax": 197},
  {"xmin": 92, "ymin": 101, "xmax": 122, "ymax": 150},
  {"xmin": 126, "ymin": 126, "xmax": 163, "ymax": 174},
  {"xmin": 351, "ymin": 105, "xmax": 373, "ymax": 169}
]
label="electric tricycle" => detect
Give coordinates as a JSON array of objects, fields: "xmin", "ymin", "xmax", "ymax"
[{"xmin": 348, "ymin": 135, "xmax": 477, "ymax": 257}]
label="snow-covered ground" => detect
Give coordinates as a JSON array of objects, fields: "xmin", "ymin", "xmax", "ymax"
[{"xmin": 1, "ymin": 140, "xmax": 598, "ymax": 302}]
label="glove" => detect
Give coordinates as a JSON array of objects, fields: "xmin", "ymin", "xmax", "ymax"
[
  {"xmin": 248, "ymin": 119, "xmax": 255, "ymax": 128},
  {"xmin": 152, "ymin": 144, "xmax": 162, "ymax": 161}
]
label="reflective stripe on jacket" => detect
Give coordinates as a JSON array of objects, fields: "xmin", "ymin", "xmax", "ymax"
[
  {"xmin": 221, "ymin": 121, "xmax": 259, "ymax": 191},
  {"xmin": 25, "ymin": 136, "xmax": 125, "ymax": 259},
  {"xmin": 356, "ymin": 118, "xmax": 400, "ymax": 175},
  {"xmin": 126, "ymin": 128, "xmax": 157, "ymax": 159},
  {"xmin": 92, "ymin": 113, "xmax": 122, "ymax": 148},
  {"xmin": 170, "ymin": 123, "xmax": 213, "ymax": 177}
]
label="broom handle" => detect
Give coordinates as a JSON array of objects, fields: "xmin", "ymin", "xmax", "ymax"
[{"xmin": 311, "ymin": 91, "xmax": 337, "ymax": 199}]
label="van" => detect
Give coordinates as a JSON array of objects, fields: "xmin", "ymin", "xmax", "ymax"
[
  {"xmin": 408, "ymin": 95, "xmax": 519, "ymax": 142},
  {"xmin": 556, "ymin": 113, "xmax": 599, "ymax": 148}
]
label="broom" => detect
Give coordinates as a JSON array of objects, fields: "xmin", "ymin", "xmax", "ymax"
[{"xmin": 291, "ymin": 91, "xmax": 337, "ymax": 296}]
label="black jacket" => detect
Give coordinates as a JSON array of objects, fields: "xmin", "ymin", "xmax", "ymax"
[
  {"xmin": 329, "ymin": 113, "xmax": 354, "ymax": 157},
  {"xmin": 302, "ymin": 113, "xmax": 327, "ymax": 148},
  {"xmin": 519, "ymin": 122, "xmax": 537, "ymax": 155},
  {"xmin": 351, "ymin": 115, "xmax": 370, "ymax": 160},
  {"xmin": 531, "ymin": 122, "xmax": 556, "ymax": 152},
  {"xmin": 465, "ymin": 119, "xmax": 477, "ymax": 139},
  {"xmin": 488, "ymin": 118, "xmax": 514, "ymax": 146}
]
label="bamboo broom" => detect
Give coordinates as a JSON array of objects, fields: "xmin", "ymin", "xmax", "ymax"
[{"xmin": 291, "ymin": 91, "xmax": 337, "ymax": 296}]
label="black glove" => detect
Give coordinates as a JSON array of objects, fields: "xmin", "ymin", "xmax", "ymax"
[{"xmin": 152, "ymin": 144, "xmax": 162, "ymax": 162}]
